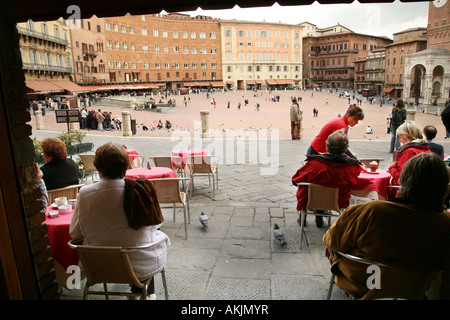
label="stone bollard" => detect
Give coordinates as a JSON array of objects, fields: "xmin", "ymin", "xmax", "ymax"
[
  {"xmin": 437, "ymin": 108, "xmax": 441, "ymax": 116},
  {"xmin": 406, "ymin": 110, "xmax": 416, "ymax": 121},
  {"xmin": 35, "ymin": 110, "xmax": 45, "ymax": 130},
  {"xmin": 122, "ymin": 111, "xmax": 132, "ymax": 136},
  {"xmin": 200, "ymin": 110, "xmax": 210, "ymax": 139},
  {"xmin": 69, "ymin": 122, "xmax": 79, "ymax": 132}
]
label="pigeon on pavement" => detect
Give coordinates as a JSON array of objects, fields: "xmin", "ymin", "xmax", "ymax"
[
  {"xmin": 199, "ymin": 212, "xmax": 208, "ymax": 229},
  {"xmin": 273, "ymin": 224, "xmax": 287, "ymax": 246}
]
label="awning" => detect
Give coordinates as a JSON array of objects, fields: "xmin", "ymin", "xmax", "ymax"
[
  {"xmin": 183, "ymin": 82, "xmax": 200, "ymax": 87},
  {"xmin": 255, "ymin": 80, "xmax": 264, "ymax": 84},
  {"xmin": 25, "ymin": 80, "xmax": 65, "ymax": 93},
  {"xmin": 266, "ymin": 79, "xmax": 278, "ymax": 85},
  {"xmin": 275, "ymin": 79, "xmax": 295, "ymax": 85},
  {"xmin": 383, "ymin": 87, "xmax": 395, "ymax": 93},
  {"xmin": 48, "ymin": 80, "xmax": 88, "ymax": 93},
  {"xmin": 226, "ymin": 81, "xmax": 234, "ymax": 85},
  {"xmin": 246, "ymin": 80, "xmax": 256, "ymax": 85},
  {"xmin": 210, "ymin": 81, "xmax": 225, "ymax": 87}
]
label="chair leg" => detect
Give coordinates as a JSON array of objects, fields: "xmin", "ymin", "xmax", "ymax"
[
  {"xmin": 212, "ymin": 175, "xmax": 215, "ymax": 200},
  {"xmin": 327, "ymin": 274, "xmax": 335, "ymax": 300},
  {"xmin": 173, "ymin": 204, "xmax": 176, "ymax": 222},
  {"xmin": 299, "ymin": 210, "xmax": 306, "ymax": 249},
  {"xmin": 104, "ymin": 283, "xmax": 109, "ymax": 300},
  {"xmin": 161, "ymin": 269, "xmax": 169, "ymax": 300},
  {"xmin": 183, "ymin": 205, "xmax": 188, "ymax": 240}
]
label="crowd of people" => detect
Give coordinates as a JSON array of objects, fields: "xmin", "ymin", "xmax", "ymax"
[{"xmin": 80, "ymin": 108, "xmax": 122, "ymax": 131}]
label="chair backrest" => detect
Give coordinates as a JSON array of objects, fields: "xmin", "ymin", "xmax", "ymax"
[
  {"xmin": 149, "ymin": 178, "xmax": 184, "ymax": 204},
  {"xmin": 48, "ymin": 184, "xmax": 84, "ymax": 204},
  {"xmin": 80, "ymin": 154, "xmax": 97, "ymax": 172},
  {"xmin": 305, "ymin": 183, "xmax": 340, "ymax": 212},
  {"xmin": 191, "ymin": 155, "xmax": 214, "ymax": 174},
  {"xmin": 128, "ymin": 155, "xmax": 144, "ymax": 169},
  {"xmin": 69, "ymin": 244, "xmax": 144, "ymax": 288},
  {"xmin": 153, "ymin": 156, "xmax": 174, "ymax": 169}
]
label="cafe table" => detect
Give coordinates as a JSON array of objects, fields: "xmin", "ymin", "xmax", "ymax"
[
  {"xmin": 351, "ymin": 169, "xmax": 392, "ymax": 201},
  {"xmin": 125, "ymin": 166, "xmax": 177, "ymax": 179},
  {"xmin": 45, "ymin": 205, "xmax": 79, "ymax": 288},
  {"xmin": 172, "ymin": 148, "xmax": 207, "ymax": 168}
]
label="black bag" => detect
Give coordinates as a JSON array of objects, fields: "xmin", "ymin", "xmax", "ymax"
[{"xmin": 391, "ymin": 109, "xmax": 403, "ymax": 125}]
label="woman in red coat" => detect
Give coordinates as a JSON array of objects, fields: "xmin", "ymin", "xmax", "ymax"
[
  {"xmin": 292, "ymin": 131, "xmax": 362, "ymax": 227},
  {"xmin": 388, "ymin": 121, "xmax": 431, "ymax": 198}
]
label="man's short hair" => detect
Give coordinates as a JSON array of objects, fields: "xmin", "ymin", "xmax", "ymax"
[
  {"xmin": 326, "ymin": 131, "xmax": 349, "ymax": 155},
  {"xmin": 423, "ymin": 125, "xmax": 437, "ymax": 140}
]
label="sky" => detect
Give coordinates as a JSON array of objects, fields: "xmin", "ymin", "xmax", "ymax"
[{"xmin": 179, "ymin": 0, "xmax": 430, "ymax": 39}]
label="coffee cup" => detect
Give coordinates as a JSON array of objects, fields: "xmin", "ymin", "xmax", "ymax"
[
  {"xmin": 369, "ymin": 161, "xmax": 378, "ymax": 172},
  {"xmin": 55, "ymin": 197, "xmax": 68, "ymax": 206}
]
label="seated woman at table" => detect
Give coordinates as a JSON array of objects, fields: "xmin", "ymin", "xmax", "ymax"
[
  {"xmin": 40, "ymin": 137, "xmax": 80, "ymax": 191},
  {"xmin": 292, "ymin": 131, "xmax": 362, "ymax": 228},
  {"xmin": 323, "ymin": 153, "xmax": 450, "ymax": 299},
  {"xmin": 70, "ymin": 142, "xmax": 169, "ymax": 299},
  {"xmin": 388, "ymin": 121, "xmax": 431, "ymax": 197}
]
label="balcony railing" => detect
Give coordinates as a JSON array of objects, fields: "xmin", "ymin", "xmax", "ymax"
[
  {"xmin": 310, "ymin": 49, "xmax": 359, "ymax": 56},
  {"xmin": 22, "ymin": 62, "xmax": 72, "ymax": 74},
  {"xmin": 16, "ymin": 26, "xmax": 68, "ymax": 46}
]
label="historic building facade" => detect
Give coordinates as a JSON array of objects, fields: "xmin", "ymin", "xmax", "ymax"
[
  {"xmin": 354, "ymin": 48, "xmax": 386, "ymax": 94},
  {"xmin": 69, "ymin": 15, "xmax": 109, "ymax": 84},
  {"xmin": 403, "ymin": 0, "xmax": 450, "ymax": 105},
  {"xmin": 303, "ymin": 23, "xmax": 392, "ymax": 89},
  {"xmin": 103, "ymin": 13, "xmax": 222, "ymax": 90},
  {"xmin": 17, "ymin": 18, "xmax": 73, "ymax": 82},
  {"xmin": 220, "ymin": 20, "xmax": 303, "ymax": 91},
  {"xmin": 384, "ymin": 27, "xmax": 427, "ymax": 99}
]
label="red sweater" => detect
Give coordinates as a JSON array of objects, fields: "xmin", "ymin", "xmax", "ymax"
[
  {"xmin": 310, "ymin": 116, "xmax": 349, "ymax": 153},
  {"xmin": 388, "ymin": 143, "xmax": 431, "ymax": 186},
  {"xmin": 292, "ymin": 156, "xmax": 361, "ymax": 211}
]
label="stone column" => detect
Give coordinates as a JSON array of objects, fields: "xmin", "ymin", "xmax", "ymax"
[
  {"xmin": 122, "ymin": 111, "xmax": 132, "ymax": 136},
  {"xmin": 200, "ymin": 110, "xmax": 210, "ymax": 139},
  {"xmin": 407, "ymin": 110, "xmax": 416, "ymax": 121},
  {"xmin": 69, "ymin": 122, "xmax": 79, "ymax": 132},
  {"xmin": 35, "ymin": 110, "xmax": 44, "ymax": 130}
]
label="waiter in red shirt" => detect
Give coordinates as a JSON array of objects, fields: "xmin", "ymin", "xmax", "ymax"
[{"xmin": 307, "ymin": 104, "xmax": 364, "ymax": 159}]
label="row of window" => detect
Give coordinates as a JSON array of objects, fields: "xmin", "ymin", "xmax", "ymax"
[
  {"xmin": 224, "ymin": 29, "xmax": 301, "ymax": 40},
  {"xmin": 226, "ymin": 41, "xmax": 295, "ymax": 48},
  {"xmin": 105, "ymin": 22, "xmax": 217, "ymax": 39},
  {"xmin": 105, "ymin": 41, "xmax": 218, "ymax": 54},
  {"xmin": 22, "ymin": 49, "xmax": 71, "ymax": 68},
  {"xmin": 108, "ymin": 61, "xmax": 218, "ymax": 70},
  {"xmin": 226, "ymin": 65, "xmax": 301, "ymax": 73},
  {"xmin": 226, "ymin": 51, "xmax": 300, "ymax": 62}
]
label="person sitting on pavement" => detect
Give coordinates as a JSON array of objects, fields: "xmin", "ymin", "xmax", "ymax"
[
  {"xmin": 292, "ymin": 131, "xmax": 362, "ymax": 228},
  {"xmin": 307, "ymin": 104, "xmax": 364, "ymax": 160},
  {"xmin": 70, "ymin": 142, "xmax": 170, "ymax": 300},
  {"xmin": 165, "ymin": 120, "xmax": 172, "ymax": 129},
  {"xmin": 423, "ymin": 125, "xmax": 444, "ymax": 159},
  {"xmin": 40, "ymin": 137, "xmax": 80, "ymax": 191},
  {"xmin": 323, "ymin": 152, "xmax": 450, "ymax": 299}
]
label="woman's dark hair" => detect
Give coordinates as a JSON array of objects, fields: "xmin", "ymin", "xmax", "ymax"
[
  {"xmin": 41, "ymin": 137, "xmax": 67, "ymax": 162},
  {"xmin": 395, "ymin": 99, "xmax": 405, "ymax": 109},
  {"xmin": 94, "ymin": 142, "xmax": 129, "ymax": 179},
  {"xmin": 399, "ymin": 152, "xmax": 449, "ymax": 212}
]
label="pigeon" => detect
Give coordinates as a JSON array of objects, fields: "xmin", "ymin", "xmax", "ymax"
[
  {"xmin": 273, "ymin": 224, "xmax": 287, "ymax": 246},
  {"xmin": 199, "ymin": 212, "xmax": 208, "ymax": 229}
]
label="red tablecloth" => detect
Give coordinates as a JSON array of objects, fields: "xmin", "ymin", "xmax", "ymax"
[
  {"xmin": 172, "ymin": 148, "xmax": 207, "ymax": 168},
  {"xmin": 125, "ymin": 167, "xmax": 176, "ymax": 179},
  {"xmin": 125, "ymin": 148, "xmax": 139, "ymax": 162},
  {"xmin": 45, "ymin": 207, "xmax": 79, "ymax": 270},
  {"xmin": 351, "ymin": 170, "xmax": 391, "ymax": 200}
]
